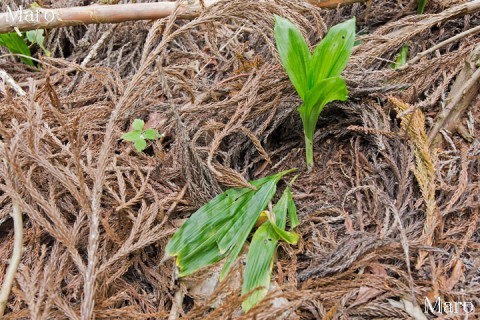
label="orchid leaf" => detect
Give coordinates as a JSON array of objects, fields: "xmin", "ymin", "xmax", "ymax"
[
  {"xmin": 274, "ymin": 16, "xmax": 355, "ymax": 169},
  {"xmin": 166, "ymin": 169, "xmax": 296, "ymax": 278},
  {"xmin": 241, "ymin": 186, "xmax": 295, "ymax": 311},
  {"xmin": 274, "ymin": 15, "xmax": 311, "ymax": 100}
]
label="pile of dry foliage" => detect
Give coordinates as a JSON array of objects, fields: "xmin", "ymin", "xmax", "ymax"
[{"xmin": 1, "ymin": 0, "xmax": 479, "ymax": 319}]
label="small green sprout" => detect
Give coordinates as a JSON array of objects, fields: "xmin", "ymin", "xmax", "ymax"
[
  {"xmin": 274, "ymin": 15, "xmax": 356, "ymax": 170},
  {"xmin": 165, "ymin": 169, "xmax": 299, "ymax": 312},
  {"xmin": 391, "ymin": 44, "xmax": 409, "ymax": 69},
  {"xmin": 121, "ymin": 119, "xmax": 162, "ymax": 152},
  {"xmin": 417, "ymin": 0, "xmax": 428, "ymax": 14}
]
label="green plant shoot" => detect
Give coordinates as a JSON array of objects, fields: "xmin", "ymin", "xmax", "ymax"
[
  {"xmin": 121, "ymin": 119, "xmax": 162, "ymax": 152},
  {"xmin": 391, "ymin": 44, "xmax": 409, "ymax": 69},
  {"xmin": 165, "ymin": 169, "xmax": 299, "ymax": 311},
  {"xmin": 274, "ymin": 15, "xmax": 355, "ymax": 170},
  {"xmin": 417, "ymin": 0, "xmax": 428, "ymax": 14}
]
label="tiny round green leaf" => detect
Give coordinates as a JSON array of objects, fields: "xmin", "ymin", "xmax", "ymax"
[
  {"xmin": 132, "ymin": 119, "xmax": 145, "ymax": 131},
  {"xmin": 143, "ymin": 128, "xmax": 158, "ymax": 140},
  {"xmin": 134, "ymin": 139, "xmax": 147, "ymax": 151}
]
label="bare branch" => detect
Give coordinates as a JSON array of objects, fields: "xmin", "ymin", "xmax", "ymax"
[
  {"xmin": 0, "ymin": 0, "xmax": 365, "ymax": 34},
  {"xmin": 0, "ymin": 202, "xmax": 23, "ymax": 317}
]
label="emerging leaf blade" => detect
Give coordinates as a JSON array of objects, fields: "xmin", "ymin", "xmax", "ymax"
[
  {"xmin": 391, "ymin": 45, "xmax": 409, "ymax": 69},
  {"xmin": 417, "ymin": 0, "xmax": 428, "ymax": 14},
  {"xmin": 309, "ymin": 17, "xmax": 356, "ymax": 88},
  {"xmin": 274, "ymin": 15, "xmax": 311, "ymax": 100},
  {"xmin": 287, "ymin": 187, "xmax": 299, "ymax": 228}
]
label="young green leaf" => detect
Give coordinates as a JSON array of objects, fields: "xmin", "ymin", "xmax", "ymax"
[
  {"xmin": 121, "ymin": 131, "xmax": 142, "ymax": 142},
  {"xmin": 0, "ymin": 33, "xmax": 34, "ymax": 66},
  {"xmin": 309, "ymin": 17, "xmax": 356, "ymax": 88},
  {"xmin": 132, "ymin": 119, "xmax": 145, "ymax": 131},
  {"xmin": 241, "ymin": 186, "xmax": 293, "ymax": 311},
  {"xmin": 143, "ymin": 128, "xmax": 158, "ymax": 140},
  {"xmin": 298, "ymin": 76, "xmax": 348, "ymax": 167},
  {"xmin": 287, "ymin": 187, "xmax": 298, "ymax": 228},
  {"xmin": 391, "ymin": 45, "xmax": 409, "ymax": 69},
  {"xmin": 274, "ymin": 15, "xmax": 311, "ymax": 100},
  {"xmin": 417, "ymin": 0, "xmax": 428, "ymax": 14},
  {"xmin": 134, "ymin": 139, "xmax": 147, "ymax": 151}
]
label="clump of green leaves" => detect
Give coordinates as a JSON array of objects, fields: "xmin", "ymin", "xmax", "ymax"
[
  {"xmin": 165, "ymin": 169, "xmax": 298, "ymax": 311},
  {"xmin": 274, "ymin": 16, "xmax": 356, "ymax": 170},
  {"xmin": 121, "ymin": 119, "xmax": 162, "ymax": 152}
]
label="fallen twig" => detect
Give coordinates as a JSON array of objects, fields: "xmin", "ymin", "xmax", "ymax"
[
  {"xmin": 0, "ymin": 0, "xmax": 365, "ymax": 34},
  {"xmin": 401, "ymin": 24, "xmax": 480, "ymax": 68},
  {"xmin": 0, "ymin": 67, "xmax": 26, "ymax": 318},
  {"xmin": 0, "ymin": 199, "xmax": 23, "ymax": 317},
  {"xmin": 428, "ymin": 44, "xmax": 480, "ymax": 147},
  {"xmin": 0, "ymin": 68, "xmax": 27, "ymax": 96}
]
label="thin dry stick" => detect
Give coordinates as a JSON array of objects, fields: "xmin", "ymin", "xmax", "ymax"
[
  {"xmin": 0, "ymin": 72, "xmax": 26, "ymax": 317},
  {"xmin": 0, "ymin": 201, "xmax": 23, "ymax": 317},
  {"xmin": 428, "ymin": 45, "xmax": 480, "ymax": 145},
  {"xmin": 0, "ymin": 68, "xmax": 27, "ymax": 96},
  {"xmin": 401, "ymin": 24, "xmax": 480, "ymax": 68},
  {"xmin": 168, "ymin": 290, "xmax": 185, "ymax": 320},
  {"xmin": 0, "ymin": 0, "xmax": 365, "ymax": 34}
]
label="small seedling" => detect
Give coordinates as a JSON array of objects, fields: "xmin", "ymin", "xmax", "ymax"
[
  {"xmin": 274, "ymin": 16, "xmax": 356, "ymax": 170},
  {"xmin": 165, "ymin": 169, "xmax": 299, "ymax": 311},
  {"xmin": 121, "ymin": 119, "xmax": 162, "ymax": 152}
]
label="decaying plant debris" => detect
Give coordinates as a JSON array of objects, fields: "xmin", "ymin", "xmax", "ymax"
[{"xmin": 0, "ymin": 0, "xmax": 479, "ymax": 318}]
